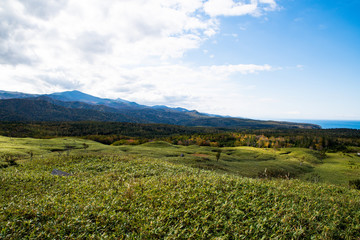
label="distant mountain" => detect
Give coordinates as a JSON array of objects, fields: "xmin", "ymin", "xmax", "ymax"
[
  {"xmin": 0, "ymin": 98, "xmax": 214, "ymax": 126},
  {"xmin": 46, "ymin": 90, "xmax": 144, "ymax": 109},
  {"xmin": 0, "ymin": 90, "xmax": 40, "ymax": 99},
  {"xmin": 0, "ymin": 90, "xmax": 321, "ymax": 129},
  {"xmin": 46, "ymin": 90, "xmax": 105, "ymax": 104},
  {"xmin": 0, "ymin": 98, "xmax": 136, "ymax": 122}
]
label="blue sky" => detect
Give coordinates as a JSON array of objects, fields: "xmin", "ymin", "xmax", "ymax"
[{"xmin": 1, "ymin": 0, "xmax": 359, "ymax": 120}]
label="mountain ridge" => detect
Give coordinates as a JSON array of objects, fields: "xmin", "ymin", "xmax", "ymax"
[{"xmin": 0, "ymin": 90, "xmax": 321, "ymax": 129}]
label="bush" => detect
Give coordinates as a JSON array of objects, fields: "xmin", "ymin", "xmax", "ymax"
[
  {"xmin": 258, "ymin": 168, "xmax": 291, "ymax": 179},
  {"xmin": 306, "ymin": 173, "xmax": 321, "ymax": 183},
  {"xmin": 1, "ymin": 154, "xmax": 18, "ymax": 166},
  {"xmin": 349, "ymin": 179, "xmax": 360, "ymax": 190}
]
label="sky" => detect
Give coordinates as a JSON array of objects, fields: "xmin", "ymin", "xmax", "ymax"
[{"xmin": 1, "ymin": 0, "xmax": 360, "ymax": 120}]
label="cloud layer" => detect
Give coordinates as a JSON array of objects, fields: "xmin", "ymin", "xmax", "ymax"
[
  {"xmin": 0, "ymin": 0, "xmax": 277, "ymax": 115},
  {"xmin": 204, "ymin": 0, "xmax": 277, "ymax": 17}
]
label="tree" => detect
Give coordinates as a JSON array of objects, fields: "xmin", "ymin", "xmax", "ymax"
[{"xmin": 216, "ymin": 149, "xmax": 222, "ymax": 162}]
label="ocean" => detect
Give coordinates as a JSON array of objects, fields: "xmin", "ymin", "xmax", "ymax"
[{"xmin": 286, "ymin": 120, "xmax": 360, "ymax": 129}]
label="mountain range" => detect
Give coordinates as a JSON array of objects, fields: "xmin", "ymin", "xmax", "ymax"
[{"xmin": 0, "ymin": 90, "xmax": 320, "ymax": 129}]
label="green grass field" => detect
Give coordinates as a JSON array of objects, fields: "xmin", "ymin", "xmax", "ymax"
[
  {"xmin": 1, "ymin": 136, "xmax": 360, "ymax": 239},
  {"xmin": 1, "ymin": 135, "xmax": 360, "ymax": 185}
]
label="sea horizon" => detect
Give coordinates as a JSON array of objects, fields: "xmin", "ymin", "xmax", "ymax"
[{"xmin": 282, "ymin": 119, "xmax": 360, "ymax": 129}]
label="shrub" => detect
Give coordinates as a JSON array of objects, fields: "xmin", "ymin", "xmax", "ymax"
[
  {"xmin": 2, "ymin": 154, "xmax": 18, "ymax": 166},
  {"xmin": 306, "ymin": 173, "xmax": 321, "ymax": 183},
  {"xmin": 215, "ymin": 149, "xmax": 222, "ymax": 161},
  {"xmin": 258, "ymin": 168, "xmax": 291, "ymax": 179},
  {"xmin": 349, "ymin": 179, "xmax": 360, "ymax": 190}
]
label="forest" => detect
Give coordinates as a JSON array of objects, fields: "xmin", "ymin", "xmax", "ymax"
[{"xmin": 1, "ymin": 121, "xmax": 358, "ymax": 151}]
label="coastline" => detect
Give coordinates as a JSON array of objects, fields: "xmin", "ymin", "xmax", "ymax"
[{"xmin": 285, "ymin": 120, "xmax": 360, "ymax": 129}]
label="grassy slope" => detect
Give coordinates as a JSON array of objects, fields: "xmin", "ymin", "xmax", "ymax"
[
  {"xmin": 1, "ymin": 135, "xmax": 360, "ymax": 185},
  {"xmin": 1, "ymin": 136, "xmax": 360, "ymax": 185},
  {"xmin": 1, "ymin": 136, "xmax": 360, "ymax": 239},
  {"xmin": 307, "ymin": 152, "xmax": 360, "ymax": 185},
  {"xmin": 117, "ymin": 142, "xmax": 360, "ymax": 186}
]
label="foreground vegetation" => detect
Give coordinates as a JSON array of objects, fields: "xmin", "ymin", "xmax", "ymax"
[{"xmin": 1, "ymin": 136, "xmax": 360, "ymax": 239}]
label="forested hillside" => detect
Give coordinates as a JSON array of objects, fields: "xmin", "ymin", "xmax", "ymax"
[
  {"xmin": 0, "ymin": 90, "xmax": 320, "ymax": 129},
  {"xmin": 0, "ymin": 122, "xmax": 358, "ymax": 151}
]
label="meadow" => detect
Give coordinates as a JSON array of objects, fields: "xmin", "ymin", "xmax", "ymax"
[{"xmin": 1, "ymin": 135, "xmax": 360, "ymax": 239}]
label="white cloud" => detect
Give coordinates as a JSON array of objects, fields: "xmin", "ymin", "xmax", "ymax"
[
  {"xmin": 296, "ymin": 65, "xmax": 305, "ymax": 70},
  {"xmin": 0, "ymin": 0, "xmax": 278, "ymax": 67},
  {"xmin": 98, "ymin": 64, "xmax": 273, "ymax": 113},
  {"xmin": 259, "ymin": 0, "xmax": 277, "ymax": 11},
  {"xmin": 0, "ymin": 62, "xmax": 273, "ymax": 113},
  {"xmin": 0, "ymin": 0, "xmax": 218, "ymax": 67},
  {"xmin": 205, "ymin": 64, "xmax": 271, "ymax": 76},
  {"xmin": 0, "ymin": 0, "xmax": 279, "ymax": 116},
  {"xmin": 203, "ymin": 0, "xmax": 277, "ymax": 17}
]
